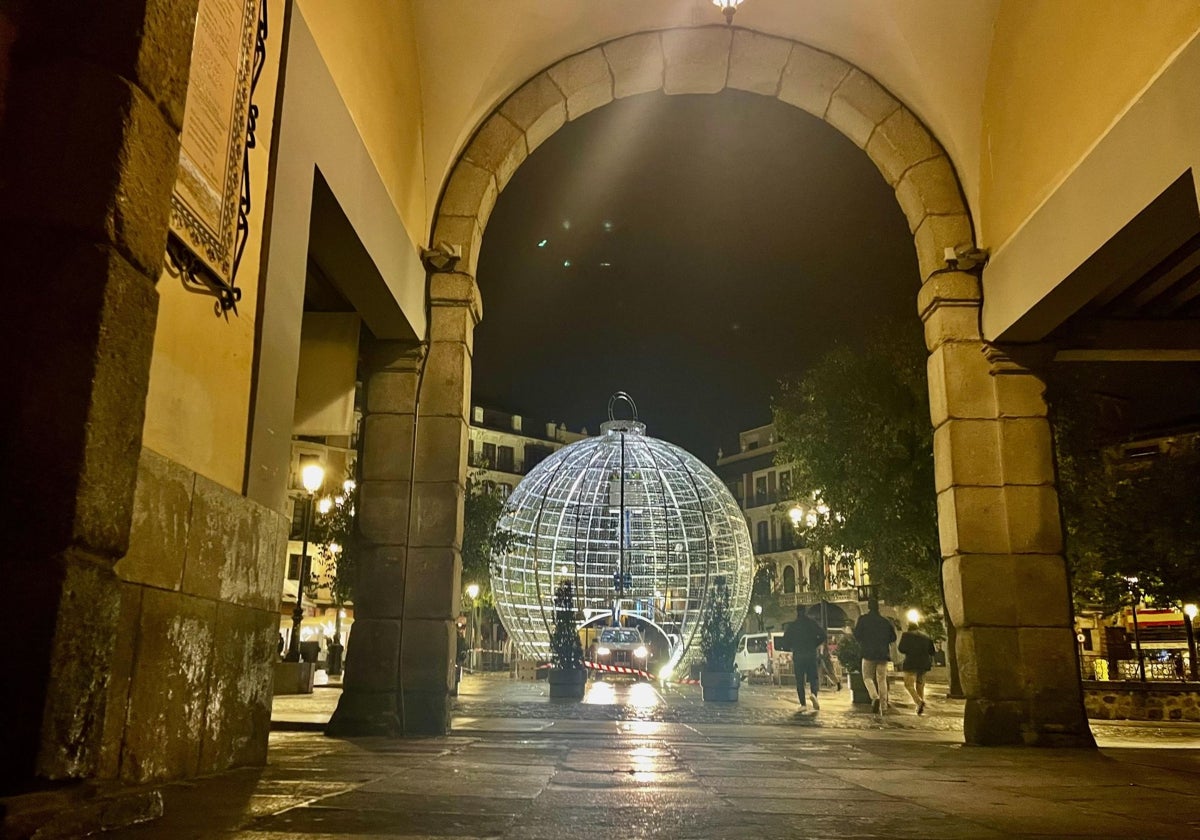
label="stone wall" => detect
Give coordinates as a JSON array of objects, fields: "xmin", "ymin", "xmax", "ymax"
[
  {"xmin": 101, "ymin": 448, "xmax": 288, "ymax": 783},
  {"xmin": 1084, "ymin": 681, "xmax": 1200, "ymax": 722}
]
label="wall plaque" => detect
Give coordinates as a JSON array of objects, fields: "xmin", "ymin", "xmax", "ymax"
[{"xmin": 167, "ymin": 0, "xmax": 266, "ymax": 315}]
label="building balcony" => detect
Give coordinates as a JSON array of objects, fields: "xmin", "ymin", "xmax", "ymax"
[{"xmin": 777, "ymin": 588, "xmax": 860, "ymax": 608}]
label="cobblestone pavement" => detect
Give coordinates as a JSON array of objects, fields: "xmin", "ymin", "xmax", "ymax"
[{"xmin": 101, "ymin": 673, "xmax": 1200, "ymax": 839}]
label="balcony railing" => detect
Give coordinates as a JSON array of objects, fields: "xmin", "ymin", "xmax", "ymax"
[
  {"xmin": 754, "ymin": 537, "xmax": 803, "ymax": 555},
  {"xmin": 778, "ymin": 588, "xmax": 861, "ymax": 608}
]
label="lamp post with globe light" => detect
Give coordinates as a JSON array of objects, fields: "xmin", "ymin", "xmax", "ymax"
[
  {"xmin": 1184, "ymin": 603, "xmax": 1198, "ymax": 681},
  {"xmin": 753, "ymin": 603, "xmax": 763, "ymax": 632},
  {"xmin": 285, "ymin": 462, "xmax": 325, "ymax": 662},
  {"xmin": 466, "ymin": 583, "xmax": 480, "ymax": 671}
]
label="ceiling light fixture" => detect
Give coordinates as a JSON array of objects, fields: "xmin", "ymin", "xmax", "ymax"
[{"xmin": 713, "ymin": 0, "xmax": 744, "ymax": 25}]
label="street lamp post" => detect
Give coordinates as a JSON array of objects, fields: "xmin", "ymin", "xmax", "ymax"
[
  {"xmin": 285, "ymin": 463, "xmax": 325, "ymax": 662},
  {"xmin": 1184, "ymin": 603, "xmax": 1198, "ymax": 681},
  {"xmin": 753, "ymin": 603, "xmax": 763, "ymax": 632},
  {"xmin": 466, "ymin": 583, "xmax": 480, "ymax": 671}
]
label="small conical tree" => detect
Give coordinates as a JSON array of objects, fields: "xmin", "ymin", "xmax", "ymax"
[
  {"xmin": 700, "ymin": 576, "xmax": 739, "ymax": 673},
  {"xmin": 550, "ymin": 580, "xmax": 583, "ymax": 670}
]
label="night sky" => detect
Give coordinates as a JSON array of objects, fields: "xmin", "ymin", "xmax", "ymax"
[{"xmin": 473, "ymin": 90, "xmax": 918, "ymax": 462}]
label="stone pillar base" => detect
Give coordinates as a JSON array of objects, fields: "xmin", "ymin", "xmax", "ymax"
[
  {"xmin": 964, "ymin": 698, "xmax": 1096, "ymax": 747},
  {"xmin": 325, "ymin": 691, "xmax": 402, "ymax": 738},
  {"xmin": 399, "ymin": 690, "xmax": 451, "ymax": 735}
]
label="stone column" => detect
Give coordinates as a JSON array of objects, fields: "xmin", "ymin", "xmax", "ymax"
[
  {"xmin": 327, "ymin": 341, "xmax": 424, "ymax": 737},
  {"xmin": 0, "ymin": 0, "xmax": 196, "ymax": 788},
  {"xmin": 402, "ymin": 272, "xmax": 479, "ymax": 733},
  {"xmin": 921, "ymin": 272, "xmax": 1093, "ymax": 747}
]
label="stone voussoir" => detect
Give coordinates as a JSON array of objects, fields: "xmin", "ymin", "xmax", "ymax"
[
  {"xmin": 662, "ymin": 28, "xmax": 732, "ymax": 95},
  {"xmin": 867, "ymin": 105, "xmax": 943, "ymax": 186},
  {"xmin": 547, "ymin": 47, "xmax": 613, "ymax": 121},
  {"xmin": 896, "ymin": 155, "xmax": 967, "ymax": 233},
  {"xmin": 602, "ymin": 31, "xmax": 664, "ymax": 99},
  {"xmin": 463, "ymin": 113, "xmax": 528, "ymax": 193},
  {"xmin": 727, "ymin": 29, "xmax": 792, "ymax": 96},
  {"xmin": 777, "ymin": 43, "xmax": 850, "ymax": 118},
  {"xmin": 825, "ymin": 68, "xmax": 900, "ymax": 149},
  {"xmin": 499, "ymin": 72, "xmax": 566, "ymax": 155},
  {"xmin": 438, "ymin": 160, "xmax": 497, "ymax": 228}
]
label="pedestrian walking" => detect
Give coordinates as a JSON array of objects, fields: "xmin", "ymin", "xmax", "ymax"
[
  {"xmin": 898, "ymin": 621, "xmax": 936, "ymax": 715},
  {"xmin": 781, "ymin": 606, "xmax": 826, "ymax": 710},
  {"xmin": 853, "ymin": 598, "xmax": 896, "ymax": 716}
]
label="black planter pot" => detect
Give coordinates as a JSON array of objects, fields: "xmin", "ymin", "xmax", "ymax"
[
  {"xmin": 700, "ymin": 670, "xmax": 740, "ymax": 702},
  {"xmin": 849, "ymin": 671, "xmax": 872, "ymax": 705},
  {"xmin": 548, "ymin": 667, "xmax": 587, "ymax": 699}
]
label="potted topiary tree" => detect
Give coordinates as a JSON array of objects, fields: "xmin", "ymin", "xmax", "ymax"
[
  {"xmin": 547, "ymin": 580, "xmax": 587, "ymax": 699},
  {"xmin": 699, "ymin": 577, "xmax": 741, "ymax": 702},
  {"xmin": 834, "ymin": 633, "xmax": 871, "ymax": 705}
]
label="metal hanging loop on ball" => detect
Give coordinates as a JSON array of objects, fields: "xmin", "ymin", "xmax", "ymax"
[{"xmin": 608, "ymin": 391, "xmax": 638, "ymax": 422}]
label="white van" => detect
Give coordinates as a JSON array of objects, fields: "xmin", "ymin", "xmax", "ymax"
[{"xmin": 734, "ymin": 632, "xmax": 786, "ymax": 675}]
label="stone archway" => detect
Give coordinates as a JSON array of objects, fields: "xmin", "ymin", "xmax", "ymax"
[{"xmin": 345, "ymin": 27, "xmax": 1091, "ymax": 747}]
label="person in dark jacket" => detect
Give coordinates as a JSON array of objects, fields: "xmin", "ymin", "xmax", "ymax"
[
  {"xmin": 782, "ymin": 606, "xmax": 827, "ymax": 710},
  {"xmin": 853, "ymin": 598, "xmax": 897, "ymax": 715},
  {"xmin": 898, "ymin": 622, "xmax": 936, "ymax": 715}
]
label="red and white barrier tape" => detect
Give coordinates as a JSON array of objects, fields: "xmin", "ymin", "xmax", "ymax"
[{"xmin": 530, "ymin": 659, "xmax": 701, "ymax": 684}]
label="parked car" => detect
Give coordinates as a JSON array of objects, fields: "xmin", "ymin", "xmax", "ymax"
[
  {"xmin": 594, "ymin": 627, "xmax": 650, "ymax": 672},
  {"xmin": 734, "ymin": 632, "xmax": 786, "ymax": 675}
]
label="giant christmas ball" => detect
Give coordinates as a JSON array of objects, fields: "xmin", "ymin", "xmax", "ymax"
[{"xmin": 490, "ymin": 401, "xmax": 753, "ymax": 675}]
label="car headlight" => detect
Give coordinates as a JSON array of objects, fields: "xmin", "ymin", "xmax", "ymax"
[
  {"xmin": 634, "ymin": 646, "xmax": 648, "ymax": 659},
  {"xmin": 597, "ymin": 647, "xmax": 611, "ymax": 656}
]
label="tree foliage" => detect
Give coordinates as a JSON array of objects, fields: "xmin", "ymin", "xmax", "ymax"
[
  {"xmin": 550, "ymin": 580, "xmax": 584, "ymax": 669},
  {"xmin": 462, "ymin": 472, "xmax": 517, "ymax": 606},
  {"xmin": 311, "ymin": 476, "xmax": 359, "ymax": 606},
  {"xmin": 700, "ymin": 578, "xmax": 740, "ymax": 672},
  {"xmin": 1050, "ymin": 372, "xmax": 1200, "ymax": 610},
  {"xmin": 772, "ymin": 319, "xmax": 941, "ymax": 609}
]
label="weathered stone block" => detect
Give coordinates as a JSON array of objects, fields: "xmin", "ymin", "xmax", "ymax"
[
  {"xmin": 414, "ymin": 415, "xmax": 469, "ymax": 488},
  {"xmin": 1003, "ymin": 485, "xmax": 1063, "ymax": 555},
  {"xmin": 933, "ymin": 419, "xmax": 1002, "ymax": 492},
  {"xmin": 499, "ymin": 72, "xmax": 565, "ymax": 155},
  {"xmin": 428, "ymin": 304, "xmax": 475, "ymax": 354},
  {"xmin": 198, "ymin": 602, "xmax": 275, "ymax": 774},
  {"xmin": 400, "ymin": 689, "xmax": 451, "ymax": 736},
  {"xmin": 1, "ymin": 64, "xmax": 180, "ymax": 277},
  {"xmin": 366, "ymin": 370, "xmax": 419, "ymax": 416},
  {"xmin": 419, "ymin": 342, "xmax": 471, "ymax": 419},
  {"xmin": 353, "ymin": 547, "xmax": 407, "ymax": 619},
  {"xmin": 866, "ymin": 106, "xmax": 941, "ymax": 185},
  {"xmin": 400, "ymin": 618, "xmax": 455, "ymax": 692},
  {"xmin": 937, "ymin": 485, "xmax": 1007, "ymax": 557},
  {"xmin": 994, "ymin": 370, "xmax": 1049, "ymax": 419},
  {"xmin": 118, "ymin": 447, "xmax": 194, "ymax": 591},
  {"xmin": 53, "ymin": 0, "xmax": 200, "ymax": 132},
  {"xmin": 326, "ymin": 687, "xmax": 401, "ymax": 737},
  {"xmin": 464, "ymin": 113, "xmax": 527, "ymax": 192},
  {"xmin": 662, "ymin": 28, "xmax": 731, "ymax": 95},
  {"xmin": 963, "ymin": 698, "xmax": 1025, "ymax": 746},
  {"xmin": 403, "ymin": 548, "xmax": 461, "ymax": 620},
  {"xmin": 430, "ymin": 272, "xmax": 482, "ymax": 324},
  {"xmin": 431, "ymin": 214, "xmax": 483, "ymax": 277},
  {"xmin": 438, "ymin": 159, "xmax": 497, "ymax": 228},
  {"xmin": 913, "ymin": 213, "xmax": 974, "ymax": 282},
  {"xmin": 927, "ymin": 340, "xmax": 996, "ymax": 426},
  {"xmin": 895, "ymin": 155, "xmax": 967, "ymax": 233},
  {"xmin": 547, "ymin": 48, "xmax": 613, "ymax": 120},
  {"xmin": 917, "ymin": 270, "xmax": 980, "ymax": 318},
  {"xmin": 358, "ymin": 480, "xmax": 412, "ymax": 545},
  {"xmin": 956, "ymin": 626, "xmax": 1021, "ymax": 700},
  {"xmin": 341, "ymin": 619, "xmax": 402, "ymax": 693},
  {"xmin": 9, "ymin": 241, "xmax": 158, "ymax": 562},
  {"xmin": 120, "ymin": 588, "xmax": 215, "ymax": 782},
  {"xmin": 943, "ymin": 554, "xmax": 1073, "ymax": 630},
  {"xmin": 409, "ymin": 481, "xmax": 465, "ymax": 550},
  {"xmin": 825, "ymin": 69, "xmax": 899, "ymax": 148},
  {"xmin": 361, "ymin": 414, "xmax": 415, "ymax": 482},
  {"xmin": 100, "ymin": 582, "xmax": 144, "ymax": 780},
  {"xmin": 922, "ymin": 305, "xmax": 981, "ymax": 352},
  {"xmin": 777, "ymin": 44, "xmax": 850, "ymax": 118},
  {"xmin": 603, "ymin": 32, "xmax": 664, "ymax": 99},
  {"xmin": 727, "ymin": 30, "xmax": 791, "ymax": 95},
  {"xmin": 182, "ymin": 477, "xmax": 279, "ymax": 611},
  {"xmin": 999, "ymin": 418, "xmax": 1056, "ymax": 486}
]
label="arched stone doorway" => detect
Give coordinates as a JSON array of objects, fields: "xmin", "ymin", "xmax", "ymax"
[
  {"xmin": 341, "ymin": 27, "xmax": 1092, "ymax": 748},
  {"xmin": 783, "ymin": 566, "xmax": 797, "ymax": 595}
]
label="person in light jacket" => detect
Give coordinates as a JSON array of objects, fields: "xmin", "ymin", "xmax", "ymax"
[{"xmin": 898, "ymin": 622, "xmax": 936, "ymax": 715}]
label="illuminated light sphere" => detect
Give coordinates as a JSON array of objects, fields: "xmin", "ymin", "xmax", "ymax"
[{"xmin": 490, "ymin": 395, "xmax": 754, "ymax": 672}]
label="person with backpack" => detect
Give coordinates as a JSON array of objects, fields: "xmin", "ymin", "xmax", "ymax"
[{"xmin": 781, "ymin": 606, "xmax": 827, "ymax": 710}]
